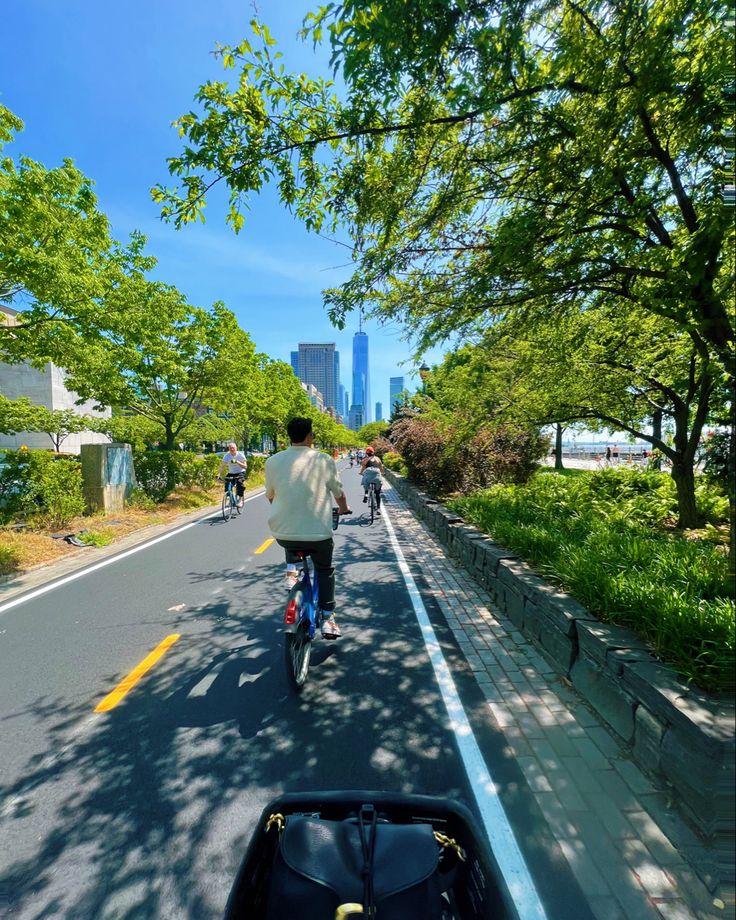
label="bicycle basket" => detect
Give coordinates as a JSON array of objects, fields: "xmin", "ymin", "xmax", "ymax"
[{"xmin": 223, "ymin": 791, "xmax": 519, "ymax": 920}]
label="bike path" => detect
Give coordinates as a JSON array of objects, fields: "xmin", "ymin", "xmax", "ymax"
[{"xmin": 1, "ymin": 464, "xmax": 594, "ymax": 920}]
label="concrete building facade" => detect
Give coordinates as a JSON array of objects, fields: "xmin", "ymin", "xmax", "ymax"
[{"xmin": 0, "ymin": 306, "xmax": 110, "ymax": 453}]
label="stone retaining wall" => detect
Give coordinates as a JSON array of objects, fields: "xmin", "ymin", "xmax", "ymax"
[{"xmin": 385, "ymin": 469, "xmax": 735, "ymax": 866}]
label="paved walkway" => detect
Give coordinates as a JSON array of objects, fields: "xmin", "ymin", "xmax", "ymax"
[{"xmin": 384, "ymin": 483, "xmax": 730, "ymax": 920}]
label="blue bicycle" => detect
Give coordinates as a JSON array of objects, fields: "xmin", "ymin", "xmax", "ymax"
[
  {"xmin": 221, "ymin": 473, "xmax": 243, "ymax": 522},
  {"xmin": 283, "ymin": 508, "xmax": 351, "ymax": 692}
]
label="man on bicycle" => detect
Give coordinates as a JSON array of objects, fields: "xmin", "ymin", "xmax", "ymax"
[
  {"xmin": 219, "ymin": 442, "xmax": 247, "ymax": 508},
  {"xmin": 265, "ymin": 417, "xmax": 351, "ymax": 639},
  {"xmin": 359, "ymin": 446, "xmax": 384, "ymax": 513}
]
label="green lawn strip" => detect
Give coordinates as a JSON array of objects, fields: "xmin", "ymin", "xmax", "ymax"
[{"xmin": 448, "ymin": 471, "xmax": 734, "ymax": 692}]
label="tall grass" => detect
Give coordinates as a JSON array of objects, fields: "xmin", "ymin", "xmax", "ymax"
[{"xmin": 449, "ymin": 470, "xmax": 734, "ymax": 692}]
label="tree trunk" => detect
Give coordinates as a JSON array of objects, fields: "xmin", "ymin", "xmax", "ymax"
[
  {"xmin": 651, "ymin": 409, "xmax": 663, "ymax": 470},
  {"xmin": 164, "ymin": 417, "xmax": 176, "ymax": 451},
  {"xmin": 728, "ymin": 416, "xmax": 735, "ymax": 595},
  {"xmin": 554, "ymin": 423, "xmax": 564, "ymax": 469},
  {"xmin": 670, "ymin": 458, "xmax": 703, "ymax": 529}
]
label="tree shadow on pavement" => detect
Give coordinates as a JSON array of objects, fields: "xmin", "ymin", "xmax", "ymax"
[{"xmin": 0, "ymin": 520, "xmax": 472, "ymax": 919}]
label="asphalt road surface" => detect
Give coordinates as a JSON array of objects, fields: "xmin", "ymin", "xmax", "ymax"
[{"xmin": 0, "ymin": 463, "xmax": 596, "ymax": 919}]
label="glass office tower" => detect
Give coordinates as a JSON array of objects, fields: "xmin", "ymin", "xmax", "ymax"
[
  {"xmin": 295, "ymin": 343, "xmax": 338, "ymax": 413},
  {"xmin": 350, "ymin": 330, "xmax": 370, "ymax": 427},
  {"xmin": 390, "ymin": 376, "xmax": 405, "ymax": 414}
]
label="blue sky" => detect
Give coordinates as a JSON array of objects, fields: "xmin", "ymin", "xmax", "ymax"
[{"xmin": 2, "ymin": 0, "xmax": 440, "ymax": 418}]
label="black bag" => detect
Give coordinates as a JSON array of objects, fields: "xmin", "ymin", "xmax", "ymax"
[{"xmin": 264, "ymin": 804, "xmax": 461, "ymax": 919}]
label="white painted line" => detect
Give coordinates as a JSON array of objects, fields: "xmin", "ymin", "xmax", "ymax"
[
  {"xmin": 0, "ymin": 490, "xmax": 266, "ymax": 616},
  {"xmin": 382, "ymin": 496, "xmax": 549, "ymax": 920}
]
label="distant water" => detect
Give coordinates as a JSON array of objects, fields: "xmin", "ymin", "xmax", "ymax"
[{"xmin": 560, "ymin": 442, "xmax": 648, "ymax": 453}]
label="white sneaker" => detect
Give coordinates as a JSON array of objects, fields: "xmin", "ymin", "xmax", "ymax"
[
  {"xmin": 285, "ymin": 570, "xmax": 299, "ymax": 590},
  {"xmin": 321, "ymin": 617, "xmax": 341, "ymax": 639}
]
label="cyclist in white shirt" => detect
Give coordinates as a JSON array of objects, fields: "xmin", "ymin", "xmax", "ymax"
[
  {"xmin": 219, "ymin": 443, "xmax": 247, "ymax": 509},
  {"xmin": 265, "ymin": 417, "xmax": 350, "ymax": 639}
]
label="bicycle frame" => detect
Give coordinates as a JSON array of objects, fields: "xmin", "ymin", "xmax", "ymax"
[{"xmin": 283, "ymin": 554, "xmax": 321, "ymax": 639}]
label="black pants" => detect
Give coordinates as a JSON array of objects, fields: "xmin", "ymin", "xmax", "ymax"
[
  {"xmin": 224, "ymin": 472, "xmax": 245, "ymax": 498},
  {"xmin": 277, "ymin": 538, "xmax": 335, "ymax": 611},
  {"xmin": 364, "ymin": 481, "xmax": 382, "ymax": 507}
]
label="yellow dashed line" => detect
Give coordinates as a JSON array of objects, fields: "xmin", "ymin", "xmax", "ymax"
[
  {"xmin": 254, "ymin": 538, "xmax": 274, "ymax": 555},
  {"xmin": 95, "ymin": 634, "xmax": 181, "ymax": 712}
]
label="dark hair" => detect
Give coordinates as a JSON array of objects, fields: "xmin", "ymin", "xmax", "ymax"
[{"xmin": 287, "ymin": 417, "xmax": 313, "ymax": 443}]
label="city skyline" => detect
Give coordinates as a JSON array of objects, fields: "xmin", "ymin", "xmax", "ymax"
[{"xmin": 290, "ymin": 331, "xmax": 415, "ymax": 430}]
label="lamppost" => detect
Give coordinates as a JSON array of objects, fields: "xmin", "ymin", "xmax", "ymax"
[{"xmin": 419, "ymin": 362, "xmax": 430, "ymax": 394}]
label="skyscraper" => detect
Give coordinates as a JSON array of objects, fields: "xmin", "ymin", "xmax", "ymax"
[
  {"xmin": 350, "ymin": 329, "xmax": 370, "ymax": 428},
  {"xmin": 390, "ymin": 376, "xmax": 405, "ymax": 414},
  {"xmin": 339, "ymin": 383, "xmax": 347, "ymax": 423},
  {"xmin": 295, "ymin": 343, "xmax": 338, "ymax": 413},
  {"xmin": 375, "ymin": 402, "xmax": 383, "ymax": 422},
  {"xmin": 290, "ymin": 351, "xmax": 299, "ymax": 377}
]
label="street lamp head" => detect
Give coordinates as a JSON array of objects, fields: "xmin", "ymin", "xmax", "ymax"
[{"xmin": 419, "ymin": 362, "xmax": 430, "ymax": 383}]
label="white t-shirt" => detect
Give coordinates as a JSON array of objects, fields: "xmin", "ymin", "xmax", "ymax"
[
  {"xmin": 222, "ymin": 451, "xmax": 247, "ymax": 474},
  {"xmin": 265, "ymin": 446, "xmax": 343, "ymax": 541}
]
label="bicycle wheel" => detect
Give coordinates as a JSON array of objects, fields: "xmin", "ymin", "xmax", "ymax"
[
  {"xmin": 369, "ymin": 486, "xmax": 375, "ymax": 524},
  {"xmin": 222, "ymin": 488, "xmax": 233, "ymax": 522},
  {"xmin": 284, "ymin": 620, "xmax": 312, "ymax": 692}
]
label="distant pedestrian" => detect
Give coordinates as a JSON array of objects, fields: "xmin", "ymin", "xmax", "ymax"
[
  {"xmin": 605, "ymin": 446, "xmax": 612, "ymax": 466},
  {"xmin": 612, "ymin": 444, "xmax": 620, "ymax": 464}
]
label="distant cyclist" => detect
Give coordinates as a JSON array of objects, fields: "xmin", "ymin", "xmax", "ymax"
[
  {"xmin": 219, "ymin": 442, "xmax": 247, "ymax": 509},
  {"xmin": 360, "ymin": 447, "xmax": 384, "ymax": 513},
  {"xmin": 265, "ymin": 417, "xmax": 351, "ymax": 639}
]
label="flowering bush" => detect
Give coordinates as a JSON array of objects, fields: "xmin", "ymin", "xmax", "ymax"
[
  {"xmin": 389, "ymin": 412, "xmax": 547, "ymax": 494},
  {"xmin": 370, "ymin": 436, "xmax": 394, "ymax": 457}
]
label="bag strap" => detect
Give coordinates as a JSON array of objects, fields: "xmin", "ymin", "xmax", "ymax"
[{"xmin": 357, "ymin": 804, "xmax": 378, "ymax": 917}]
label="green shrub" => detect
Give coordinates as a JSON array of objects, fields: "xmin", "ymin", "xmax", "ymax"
[
  {"xmin": 134, "ymin": 451, "xmax": 179, "ymax": 502},
  {"xmin": 245, "ymin": 454, "xmax": 266, "ymax": 479},
  {"xmin": 0, "ymin": 543, "xmax": 20, "ymax": 576},
  {"xmin": 0, "ymin": 449, "xmax": 84, "ymax": 527},
  {"xmin": 77, "ymin": 529, "xmax": 113, "ymax": 547},
  {"xmin": 126, "ymin": 487, "xmax": 157, "ymax": 511},
  {"xmin": 449, "ymin": 470, "xmax": 734, "ymax": 691},
  {"xmin": 35, "ymin": 457, "xmax": 86, "ymax": 528},
  {"xmin": 172, "ymin": 452, "xmax": 220, "ymax": 490},
  {"xmin": 383, "ymin": 452, "xmax": 409, "ymax": 475}
]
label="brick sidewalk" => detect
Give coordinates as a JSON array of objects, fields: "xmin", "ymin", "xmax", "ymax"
[{"xmin": 384, "ymin": 484, "xmax": 730, "ymax": 920}]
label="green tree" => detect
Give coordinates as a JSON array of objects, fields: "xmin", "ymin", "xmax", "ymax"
[
  {"xmin": 67, "ymin": 279, "xmax": 258, "ymax": 450},
  {"xmin": 155, "ymin": 4, "xmax": 734, "ymax": 383},
  {"xmin": 0, "ymin": 394, "xmax": 37, "ymax": 436},
  {"xmin": 250, "ymin": 358, "xmax": 313, "ymax": 447},
  {"xmin": 0, "ymin": 106, "xmax": 150, "ymax": 375},
  {"xmin": 89, "ymin": 413, "xmax": 162, "ymax": 453},
  {"xmin": 0, "ymin": 396, "xmax": 94, "ymax": 452},
  {"xmin": 433, "ymin": 304, "xmax": 719, "ymax": 530},
  {"xmin": 357, "ymin": 421, "xmax": 390, "ymax": 444},
  {"xmin": 25, "ymin": 407, "xmax": 92, "ymax": 453}
]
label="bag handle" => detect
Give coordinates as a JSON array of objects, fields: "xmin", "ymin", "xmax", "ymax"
[{"xmin": 335, "ymin": 905, "xmax": 364, "ymax": 919}]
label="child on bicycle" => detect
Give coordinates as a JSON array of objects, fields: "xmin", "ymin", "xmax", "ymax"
[{"xmin": 360, "ymin": 447, "xmax": 384, "ymax": 513}]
